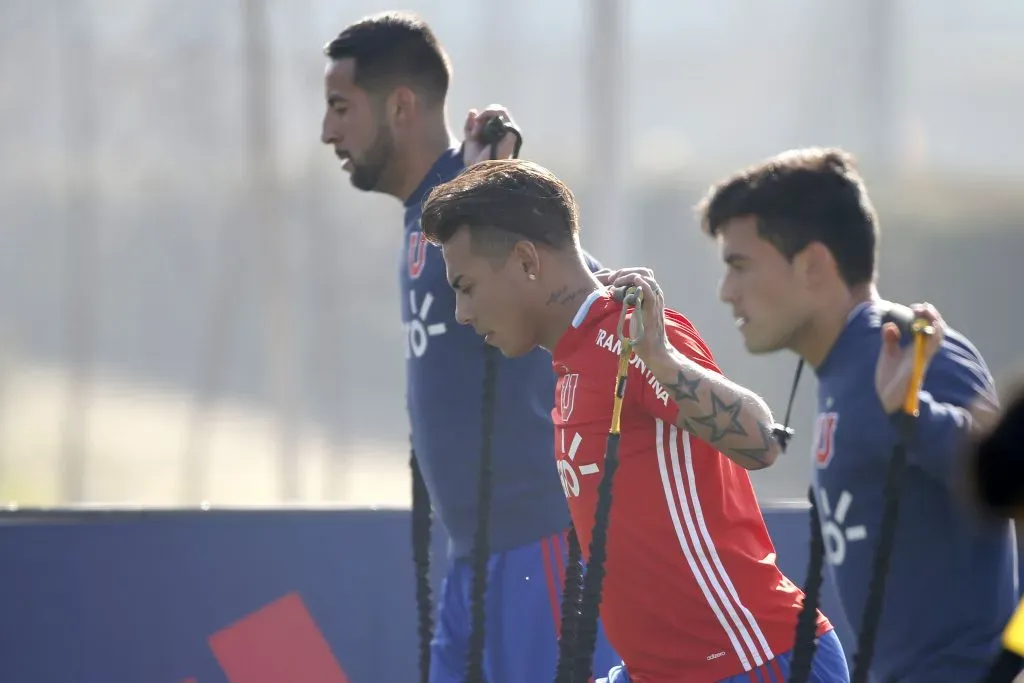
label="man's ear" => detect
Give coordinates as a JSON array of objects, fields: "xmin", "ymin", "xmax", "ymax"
[
  {"xmin": 387, "ymin": 86, "xmax": 418, "ymax": 129},
  {"xmin": 795, "ymin": 241, "xmax": 838, "ymax": 289},
  {"xmin": 512, "ymin": 240, "xmax": 541, "ymax": 281}
]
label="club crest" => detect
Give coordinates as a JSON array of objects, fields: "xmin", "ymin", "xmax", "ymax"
[
  {"xmin": 407, "ymin": 230, "xmax": 427, "ymax": 279},
  {"xmin": 559, "ymin": 373, "xmax": 580, "ymax": 423},
  {"xmin": 813, "ymin": 412, "xmax": 839, "ymax": 468}
]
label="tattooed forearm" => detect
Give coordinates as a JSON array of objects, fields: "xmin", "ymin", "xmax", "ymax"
[
  {"xmin": 646, "ymin": 349, "xmax": 780, "ymax": 469},
  {"xmin": 728, "ymin": 421, "xmax": 777, "ymax": 469},
  {"xmin": 691, "ymin": 392, "xmax": 747, "ymax": 442},
  {"xmin": 664, "ymin": 371, "xmax": 701, "ymax": 403}
]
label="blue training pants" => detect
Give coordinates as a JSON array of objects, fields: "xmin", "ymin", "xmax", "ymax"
[
  {"xmin": 429, "ymin": 530, "xmax": 620, "ymax": 683},
  {"xmin": 599, "ymin": 629, "xmax": 850, "ymax": 683}
]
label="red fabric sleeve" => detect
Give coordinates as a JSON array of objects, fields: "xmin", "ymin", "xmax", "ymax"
[{"xmin": 629, "ymin": 309, "xmax": 722, "ymax": 422}]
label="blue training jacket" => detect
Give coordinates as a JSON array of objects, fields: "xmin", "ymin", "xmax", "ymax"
[
  {"xmin": 401, "ymin": 148, "xmax": 601, "ymax": 558},
  {"xmin": 811, "ymin": 300, "xmax": 1017, "ymax": 682}
]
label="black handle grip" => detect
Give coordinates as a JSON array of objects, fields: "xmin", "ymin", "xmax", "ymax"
[
  {"xmin": 880, "ymin": 303, "xmax": 915, "ymax": 337},
  {"xmin": 479, "ymin": 116, "xmax": 509, "ymax": 145}
]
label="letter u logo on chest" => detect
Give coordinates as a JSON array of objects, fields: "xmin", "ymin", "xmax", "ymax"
[{"xmin": 559, "ymin": 373, "xmax": 580, "ymax": 423}]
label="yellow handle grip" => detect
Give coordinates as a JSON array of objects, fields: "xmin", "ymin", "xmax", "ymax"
[
  {"xmin": 901, "ymin": 318, "xmax": 934, "ymax": 417},
  {"xmin": 609, "ymin": 352, "xmax": 630, "ymax": 435},
  {"xmin": 1003, "ymin": 597, "xmax": 1024, "ymax": 655}
]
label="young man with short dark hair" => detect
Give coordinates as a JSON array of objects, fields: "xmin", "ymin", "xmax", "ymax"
[
  {"xmin": 422, "ymin": 158, "xmax": 848, "ymax": 683},
  {"xmin": 692, "ymin": 147, "xmax": 1017, "ymax": 682},
  {"xmin": 320, "ymin": 12, "xmax": 617, "ymax": 683}
]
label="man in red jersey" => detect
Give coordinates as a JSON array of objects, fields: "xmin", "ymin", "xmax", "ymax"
[{"xmin": 419, "ymin": 158, "xmax": 849, "ymax": 683}]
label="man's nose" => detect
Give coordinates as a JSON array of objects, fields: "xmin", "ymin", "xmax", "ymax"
[
  {"xmin": 321, "ymin": 112, "xmax": 335, "ymax": 146},
  {"xmin": 454, "ymin": 297, "xmax": 473, "ymax": 326},
  {"xmin": 718, "ymin": 273, "xmax": 737, "ymax": 304}
]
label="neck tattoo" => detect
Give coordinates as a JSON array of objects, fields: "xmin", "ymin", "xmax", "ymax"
[{"xmin": 546, "ymin": 284, "xmax": 591, "ymax": 307}]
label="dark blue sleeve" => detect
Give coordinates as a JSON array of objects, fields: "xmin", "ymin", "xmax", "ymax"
[
  {"xmin": 901, "ymin": 334, "xmax": 997, "ymax": 485},
  {"xmin": 581, "ymin": 249, "xmax": 603, "ymax": 273}
]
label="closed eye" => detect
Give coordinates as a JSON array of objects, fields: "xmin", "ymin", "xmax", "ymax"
[
  {"xmin": 450, "ymin": 275, "xmax": 472, "ymax": 295},
  {"xmin": 724, "ymin": 254, "xmax": 748, "ymax": 272}
]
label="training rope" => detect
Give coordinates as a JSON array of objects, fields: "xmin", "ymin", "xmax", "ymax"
[
  {"xmin": 554, "ymin": 285, "xmax": 644, "ymax": 683},
  {"xmin": 463, "ymin": 116, "xmax": 524, "ymax": 683},
  {"xmin": 849, "ymin": 315, "xmax": 932, "ymax": 683}
]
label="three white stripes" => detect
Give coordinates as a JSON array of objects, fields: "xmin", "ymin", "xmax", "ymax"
[{"xmin": 655, "ymin": 419, "xmax": 774, "ymax": 672}]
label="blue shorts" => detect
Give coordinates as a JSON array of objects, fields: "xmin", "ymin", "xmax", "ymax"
[
  {"xmin": 598, "ymin": 629, "xmax": 849, "ymax": 683},
  {"xmin": 430, "ymin": 530, "xmax": 620, "ymax": 683}
]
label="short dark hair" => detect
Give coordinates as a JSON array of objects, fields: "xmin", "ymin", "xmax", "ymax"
[
  {"xmin": 324, "ymin": 12, "xmax": 450, "ymax": 104},
  {"xmin": 421, "ymin": 159, "xmax": 580, "ymax": 258},
  {"xmin": 696, "ymin": 147, "xmax": 879, "ymax": 287}
]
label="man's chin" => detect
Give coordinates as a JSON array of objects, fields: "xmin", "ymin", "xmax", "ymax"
[
  {"xmin": 743, "ymin": 341, "xmax": 774, "ymax": 355},
  {"xmin": 741, "ymin": 332, "xmax": 786, "ymax": 356},
  {"xmin": 349, "ymin": 176, "xmax": 376, "ymax": 192},
  {"xmin": 348, "ymin": 169, "xmax": 383, "ymax": 193},
  {"xmin": 493, "ymin": 344, "xmax": 520, "ymax": 359},
  {"xmin": 489, "ymin": 339, "xmax": 532, "ymax": 359}
]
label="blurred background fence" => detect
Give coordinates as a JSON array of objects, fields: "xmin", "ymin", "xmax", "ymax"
[{"xmin": 1, "ymin": 0, "xmax": 1022, "ymax": 508}]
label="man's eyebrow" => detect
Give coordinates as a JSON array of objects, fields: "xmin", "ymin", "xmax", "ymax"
[{"xmin": 326, "ymin": 93, "xmax": 347, "ymax": 105}]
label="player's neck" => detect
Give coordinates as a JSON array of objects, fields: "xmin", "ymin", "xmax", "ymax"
[
  {"xmin": 537, "ymin": 260, "xmax": 604, "ymax": 353},
  {"xmin": 795, "ymin": 282, "xmax": 880, "ymax": 368},
  {"xmin": 394, "ymin": 115, "xmax": 457, "ymax": 203}
]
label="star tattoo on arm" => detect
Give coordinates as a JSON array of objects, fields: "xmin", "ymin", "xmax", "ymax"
[
  {"xmin": 664, "ymin": 371, "xmax": 701, "ymax": 403},
  {"xmin": 727, "ymin": 421, "xmax": 776, "ymax": 469},
  {"xmin": 691, "ymin": 391, "xmax": 748, "ymax": 442}
]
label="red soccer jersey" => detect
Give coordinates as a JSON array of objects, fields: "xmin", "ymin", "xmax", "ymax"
[{"xmin": 551, "ymin": 291, "xmax": 831, "ymax": 682}]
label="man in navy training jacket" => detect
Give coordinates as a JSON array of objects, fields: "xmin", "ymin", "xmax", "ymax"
[
  {"xmin": 689, "ymin": 146, "xmax": 1017, "ymax": 682},
  {"xmin": 320, "ymin": 11, "xmax": 617, "ymax": 683}
]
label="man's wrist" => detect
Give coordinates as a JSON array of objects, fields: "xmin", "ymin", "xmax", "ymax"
[
  {"xmin": 880, "ymin": 390, "xmax": 906, "ymax": 415},
  {"xmin": 882, "ymin": 399, "xmax": 901, "ymax": 415},
  {"xmin": 640, "ymin": 345, "xmax": 681, "ymax": 381}
]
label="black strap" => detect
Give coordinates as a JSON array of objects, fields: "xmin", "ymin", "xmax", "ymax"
[
  {"xmin": 979, "ymin": 647, "xmax": 1024, "ymax": 683},
  {"xmin": 772, "ymin": 358, "xmax": 804, "ymax": 451},
  {"xmin": 480, "ymin": 116, "xmax": 523, "ymax": 161}
]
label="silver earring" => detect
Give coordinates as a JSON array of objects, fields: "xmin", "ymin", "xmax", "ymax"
[{"xmin": 528, "ymin": 273, "xmax": 536, "ymax": 281}]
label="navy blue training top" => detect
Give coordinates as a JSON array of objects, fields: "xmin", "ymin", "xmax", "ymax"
[
  {"xmin": 812, "ymin": 300, "xmax": 1017, "ymax": 682},
  {"xmin": 401, "ymin": 148, "xmax": 601, "ymax": 558}
]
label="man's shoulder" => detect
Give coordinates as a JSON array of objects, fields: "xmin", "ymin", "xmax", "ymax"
[
  {"xmin": 570, "ymin": 321, "xmax": 623, "ymax": 367},
  {"xmin": 661, "ymin": 307, "xmax": 721, "ymax": 374},
  {"xmin": 823, "ymin": 304, "xmax": 884, "ymax": 370},
  {"xmin": 662, "ymin": 307, "xmax": 706, "ymax": 341},
  {"xmin": 403, "ymin": 148, "xmax": 465, "ymax": 213},
  {"xmin": 559, "ymin": 295, "xmax": 623, "ymax": 357},
  {"xmin": 939, "ymin": 325, "xmax": 988, "ymax": 369},
  {"xmin": 864, "ymin": 301, "xmax": 993, "ymax": 395},
  {"xmin": 926, "ymin": 327, "xmax": 995, "ymax": 405}
]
